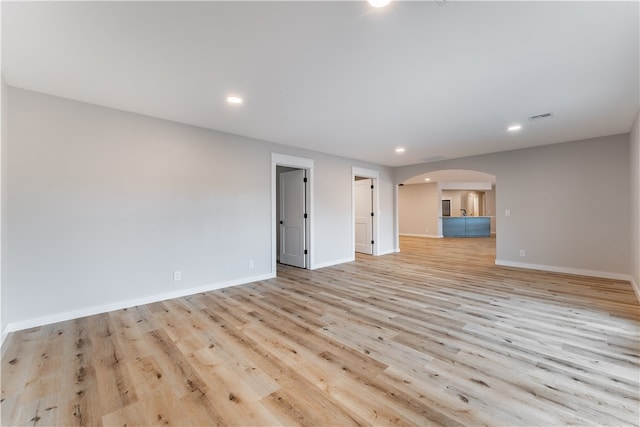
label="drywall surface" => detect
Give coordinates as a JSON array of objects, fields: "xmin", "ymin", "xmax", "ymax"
[
  {"xmin": 5, "ymin": 87, "xmax": 394, "ymax": 328},
  {"xmin": 485, "ymin": 188, "xmax": 496, "ymax": 234},
  {"xmin": 1, "ymin": 75, "xmax": 7, "ymax": 342},
  {"xmin": 398, "ymin": 183, "xmax": 439, "ymax": 237},
  {"xmin": 396, "ymin": 134, "xmax": 631, "ymax": 278},
  {"xmin": 630, "ymin": 108, "xmax": 640, "ymax": 299}
]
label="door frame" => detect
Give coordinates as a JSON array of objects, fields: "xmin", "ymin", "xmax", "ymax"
[
  {"xmin": 272, "ymin": 153, "xmax": 314, "ymax": 274},
  {"xmin": 352, "ymin": 166, "xmax": 380, "ymax": 256},
  {"xmin": 279, "ymin": 168, "xmax": 307, "ymax": 268}
]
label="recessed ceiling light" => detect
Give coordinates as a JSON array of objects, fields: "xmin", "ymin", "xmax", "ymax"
[
  {"xmin": 395, "ymin": 147, "xmax": 405, "ymax": 153},
  {"xmin": 508, "ymin": 124, "xmax": 522, "ymax": 132},
  {"xmin": 368, "ymin": 0, "xmax": 391, "ymax": 8},
  {"xmin": 227, "ymin": 96, "xmax": 243, "ymax": 105}
]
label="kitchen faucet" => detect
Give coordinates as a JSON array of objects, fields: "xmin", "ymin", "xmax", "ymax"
[{"xmin": 460, "ymin": 209, "xmax": 467, "ymax": 216}]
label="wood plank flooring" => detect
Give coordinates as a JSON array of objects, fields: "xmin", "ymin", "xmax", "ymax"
[{"xmin": 2, "ymin": 236, "xmax": 639, "ymax": 426}]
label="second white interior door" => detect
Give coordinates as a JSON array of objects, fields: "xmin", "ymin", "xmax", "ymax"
[{"xmin": 354, "ymin": 178, "xmax": 373, "ymax": 255}]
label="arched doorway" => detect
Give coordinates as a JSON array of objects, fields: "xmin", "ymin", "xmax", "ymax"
[{"xmin": 397, "ymin": 169, "xmax": 496, "ymax": 252}]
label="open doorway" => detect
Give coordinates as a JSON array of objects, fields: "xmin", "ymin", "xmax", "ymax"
[
  {"xmin": 397, "ymin": 169, "xmax": 496, "ymax": 242},
  {"xmin": 271, "ymin": 153, "xmax": 314, "ymax": 274},
  {"xmin": 352, "ymin": 166, "xmax": 380, "ymax": 256}
]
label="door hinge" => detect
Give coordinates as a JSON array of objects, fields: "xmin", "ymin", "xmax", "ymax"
[
  {"xmin": 304, "ymin": 249, "xmax": 308, "ymax": 255},
  {"xmin": 371, "ymin": 184, "xmax": 374, "ymax": 189},
  {"xmin": 304, "ymin": 213, "xmax": 308, "ymax": 219},
  {"xmin": 371, "ymin": 240, "xmax": 375, "ymax": 245},
  {"xmin": 371, "ymin": 212, "xmax": 374, "ymax": 217},
  {"xmin": 303, "ymin": 177, "xmax": 308, "ymax": 183}
]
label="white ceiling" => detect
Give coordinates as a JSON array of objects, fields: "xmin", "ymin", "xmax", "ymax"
[{"xmin": 3, "ymin": 1, "xmax": 639, "ymax": 167}]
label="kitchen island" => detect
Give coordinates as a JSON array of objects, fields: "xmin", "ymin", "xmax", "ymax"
[{"xmin": 441, "ymin": 216, "xmax": 491, "ymax": 237}]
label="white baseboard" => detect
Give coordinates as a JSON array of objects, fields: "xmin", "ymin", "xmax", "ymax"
[
  {"xmin": 1, "ymin": 325, "xmax": 9, "ymax": 350},
  {"xmin": 4, "ymin": 272, "xmax": 276, "ymax": 335},
  {"xmin": 376, "ymin": 249, "xmax": 396, "ymax": 256},
  {"xmin": 309, "ymin": 249, "xmax": 396, "ymax": 270},
  {"xmin": 631, "ymin": 277, "xmax": 640, "ymax": 303},
  {"xmin": 312, "ymin": 257, "xmax": 355, "ymax": 270},
  {"xmin": 399, "ymin": 233, "xmax": 442, "ymax": 239},
  {"xmin": 495, "ymin": 259, "xmax": 632, "ymax": 282}
]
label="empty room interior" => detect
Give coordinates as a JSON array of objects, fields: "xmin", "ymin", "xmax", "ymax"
[{"xmin": 1, "ymin": 1, "xmax": 639, "ymax": 426}]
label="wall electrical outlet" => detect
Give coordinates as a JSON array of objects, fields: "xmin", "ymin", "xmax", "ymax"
[
  {"xmin": 248, "ymin": 259, "xmax": 254, "ymax": 269},
  {"xmin": 505, "ymin": 209, "xmax": 511, "ymax": 217},
  {"xmin": 519, "ymin": 250, "xmax": 525, "ymax": 257},
  {"xmin": 173, "ymin": 271, "xmax": 182, "ymax": 281}
]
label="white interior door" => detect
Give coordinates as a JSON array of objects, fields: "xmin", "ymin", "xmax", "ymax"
[
  {"xmin": 279, "ymin": 169, "xmax": 306, "ymax": 268},
  {"xmin": 354, "ymin": 178, "xmax": 373, "ymax": 255}
]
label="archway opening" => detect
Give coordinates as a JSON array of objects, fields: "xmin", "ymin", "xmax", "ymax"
[{"xmin": 397, "ymin": 169, "xmax": 497, "ymax": 254}]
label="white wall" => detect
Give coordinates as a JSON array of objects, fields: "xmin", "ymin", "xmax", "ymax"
[
  {"xmin": 396, "ymin": 134, "xmax": 631, "ymax": 280},
  {"xmin": 630, "ymin": 108, "xmax": 640, "ymax": 300},
  {"xmin": 1, "ymin": 76, "xmax": 7, "ymax": 342},
  {"xmin": 398, "ymin": 183, "xmax": 439, "ymax": 237},
  {"xmin": 4, "ymin": 87, "xmax": 394, "ymax": 331}
]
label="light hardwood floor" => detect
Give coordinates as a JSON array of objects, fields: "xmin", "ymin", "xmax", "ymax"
[{"xmin": 2, "ymin": 236, "xmax": 639, "ymax": 426}]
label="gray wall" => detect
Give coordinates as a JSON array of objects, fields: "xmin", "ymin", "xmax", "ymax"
[
  {"xmin": 2, "ymin": 84, "xmax": 636, "ymax": 332},
  {"xmin": 396, "ymin": 134, "xmax": 631, "ymax": 278},
  {"xmin": 630, "ymin": 109, "xmax": 640, "ymax": 299},
  {"xmin": 1, "ymin": 76, "xmax": 7, "ymax": 340},
  {"xmin": 4, "ymin": 87, "xmax": 394, "ymax": 329}
]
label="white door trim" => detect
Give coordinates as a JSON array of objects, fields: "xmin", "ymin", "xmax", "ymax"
[
  {"xmin": 352, "ymin": 166, "xmax": 380, "ymax": 256},
  {"xmin": 272, "ymin": 153, "xmax": 315, "ymax": 274}
]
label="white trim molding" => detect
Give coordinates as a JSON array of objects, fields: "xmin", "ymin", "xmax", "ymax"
[
  {"xmin": 1, "ymin": 325, "xmax": 8, "ymax": 350},
  {"xmin": 399, "ymin": 233, "xmax": 443, "ymax": 239},
  {"xmin": 377, "ymin": 249, "xmax": 396, "ymax": 256},
  {"xmin": 271, "ymin": 153, "xmax": 314, "ymax": 169},
  {"xmin": 312, "ymin": 256, "xmax": 355, "ymax": 270},
  {"xmin": 630, "ymin": 277, "xmax": 640, "ymax": 303},
  {"xmin": 271, "ymin": 152, "xmax": 315, "ymax": 272},
  {"xmin": 4, "ymin": 272, "xmax": 275, "ymax": 334},
  {"xmin": 495, "ymin": 259, "xmax": 633, "ymax": 282}
]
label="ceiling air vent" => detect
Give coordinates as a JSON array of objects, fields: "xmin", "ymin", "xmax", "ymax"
[{"xmin": 528, "ymin": 112, "xmax": 554, "ymax": 121}]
